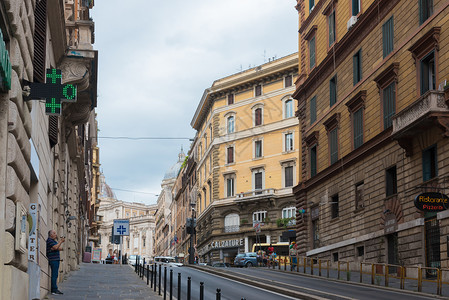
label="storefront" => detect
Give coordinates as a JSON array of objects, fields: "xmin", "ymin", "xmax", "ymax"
[{"xmin": 198, "ymin": 238, "xmax": 244, "ymax": 264}]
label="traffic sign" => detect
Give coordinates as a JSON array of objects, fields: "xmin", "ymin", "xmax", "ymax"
[{"xmin": 113, "ymin": 219, "xmax": 129, "ymax": 236}]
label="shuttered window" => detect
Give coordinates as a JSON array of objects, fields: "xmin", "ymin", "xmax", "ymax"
[
  {"xmin": 329, "ymin": 11, "xmax": 335, "ymax": 47},
  {"xmin": 352, "ymin": 0, "xmax": 360, "ymax": 16},
  {"xmin": 255, "ymin": 85, "xmax": 262, "ymax": 97},
  {"xmin": 48, "ymin": 116, "xmax": 58, "ymax": 147},
  {"xmin": 285, "ymin": 75, "xmax": 292, "ymax": 87},
  {"xmin": 382, "ymin": 16, "xmax": 394, "ymax": 58},
  {"xmin": 330, "ymin": 75, "xmax": 337, "ymax": 106},
  {"xmin": 227, "ymin": 147, "xmax": 234, "ymax": 164},
  {"xmin": 33, "ymin": 0, "xmax": 47, "ymax": 82},
  {"xmin": 383, "ymin": 82, "xmax": 395, "ymax": 129},
  {"xmin": 310, "ymin": 145, "xmax": 317, "ymax": 177},
  {"xmin": 422, "ymin": 145, "xmax": 437, "ymax": 182},
  {"xmin": 255, "ymin": 172, "xmax": 263, "ymax": 190},
  {"xmin": 309, "ymin": 36, "xmax": 316, "ymax": 69},
  {"xmin": 419, "ymin": 0, "xmax": 433, "ymax": 25},
  {"xmin": 255, "ymin": 108, "xmax": 262, "ymax": 126},
  {"xmin": 227, "ymin": 94, "xmax": 234, "ymax": 105},
  {"xmin": 353, "ymin": 108, "xmax": 363, "ymax": 149},
  {"xmin": 285, "ymin": 166, "xmax": 293, "ymax": 187},
  {"xmin": 310, "ymin": 96, "xmax": 317, "ymax": 124},
  {"xmin": 330, "ymin": 128, "xmax": 338, "ymax": 164},
  {"xmin": 420, "ymin": 51, "xmax": 435, "ymax": 95},
  {"xmin": 331, "ymin": 194, "xmax": 339, "ymax": 218},
  {"xmin": 386, "ymin": 166, "xmax": 397, "ymax": 196},
  {"xmin": 353, "ymin": 49, "xmax": 362, "ymax": 85}
]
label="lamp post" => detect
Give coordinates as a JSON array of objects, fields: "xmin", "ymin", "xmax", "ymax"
[{"xmin": 188, "ymin": 202, "xmax": 196, "ymax": 264}]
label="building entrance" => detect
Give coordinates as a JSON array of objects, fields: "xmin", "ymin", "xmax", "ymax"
[{"xmin": 425, "ymin": 216, "xmax": 441, "ymax": 278}]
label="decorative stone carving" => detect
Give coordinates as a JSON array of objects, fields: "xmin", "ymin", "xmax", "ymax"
[
  {"xmin": 59, "ymin": 58, "xmax": 90, "ymax": 91},
  {"xmin": 4, "ymin": 232, "xmax": 15, "ymax": 264}
]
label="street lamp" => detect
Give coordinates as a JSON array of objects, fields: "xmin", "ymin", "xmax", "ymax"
[{"xmin": 188, "ymin": 202, "xmax": 196, "ymax": 264}]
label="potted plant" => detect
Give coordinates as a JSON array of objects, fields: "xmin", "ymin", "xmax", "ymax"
[{"xmin": 240, "ymin": 218, "xmax": 248, "ymax": 225}]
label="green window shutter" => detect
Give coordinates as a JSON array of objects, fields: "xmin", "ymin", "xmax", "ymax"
[
  {"xmin": 310, "ymin": 37, "xmax": 316, "ymax": 69},
  {"xmin": 353, "ymin": 109, "xmax": 363, "ymax": 149},
  {"xmin": 330, "ymin": 75, "xmax": 337, "ymax": 106},
  {"xmin": 330, "ymin": 128, "xmax": 338, "ymax": 164},
  {"xmin": 382, "ymin": 17, "xmax": 394, "ymax": 58},
  {"xmin": 383, "ymin": 82, "xmax": 395, "ymax": 129},
  {"xmin": 310, "ymin": 96, "xmax": 317, "ymax": 124},
  {"xmin": 310, "ymin": 146, "xmax": 317, "ymax": 176}
]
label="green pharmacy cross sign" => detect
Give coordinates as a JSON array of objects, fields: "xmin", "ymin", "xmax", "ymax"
[{"xmin": 25, "ymin": 69, "xmax": 77, "ymax": 116}]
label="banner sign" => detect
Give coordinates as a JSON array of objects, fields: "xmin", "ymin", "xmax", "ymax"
[
  {"xmin": 92, "ymin": 248, "xmax": 102, "ymax": 263},
  {"xmin": 414, "ymin": 192, "xmax": 449, "ymax": 212},
  {"xmin": 28, "ymin": 203, "xmax": 38, "ymax": 262}
]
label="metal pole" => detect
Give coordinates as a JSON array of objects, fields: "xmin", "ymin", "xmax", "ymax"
[
  {"xmin": 147, "ymin": 265, "xmax": 150, "ymax": 285},
  {"xmin": 200, "ymin": 282, "xmax": 204, "ymax": 300},
  {"xmin": 120, "ymin": 236, "xmax": 123, "ymax": 267},
  {"xmin": 178, "ymin": 273, "xmax": 181, "ymax": 300},
  {"xmin": 164, "ymin": 266, "xmax": 167, "ymax": 300},
  {"xmin": 159, "ymin": 264, "xmax": 162, "ymax": 295},
  {"xmin": 154, "ymin": 264, "xmax": 157, "ymax": 292},
  {"xmin": 216, "ymin": 288, "xmax": 221, "ymax": 300},
  {"xmin": 187, "ymin": 277, "xmax": 191, "ymax": 300},
  {"xmin": 170, "ymin": 269, "xmax": 173, "ymax": 300},
  {"xmin": 151, "ymin": 264, "xmax": 153, "ymax": 288}
]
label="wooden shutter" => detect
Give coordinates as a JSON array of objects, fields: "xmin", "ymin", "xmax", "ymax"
[
  {"xmin": 330, "ymin": 128, "xmax": 338, "ymax": 164},
  {"xmin": 383, "ymin": 82, "xmax": 395, "ymax": 128},
  {"xmin": 255, "ymin": 108, "xmax": 261, "ymax": 125},
  {"xmin": 228, "ymin": 94, "xmax": 234, "ymax": 105},
  {"xmin": 310, "ymin": 37, "xmax": 315, "ymax": 69},
  {"xmin": 48, "ymin": 115, "xmax": 58, "ymax": 147},
  {"xmin": 329, "ymin": 12, "xmax": 335, "ymax": 46},
  {"xmin": 310, "ymin": 146, "xmax": 317, "ymax": 176},
  {"xmin": 255, "ymin": 172, "xmax": 262, "ymax": 190},
  {"xmin": 227, "ymin": 147, "xmax": 234, "ymax": 163},
  {"xmin": 330, "ymin": 76, "xmax": 337, "ymax": 106},
  {"xmin": 285, "ymin": 166, "xmax": 293, "ymax": 187},
  {"xmin": 33, "ymin": 0, "xmax": 47, "ymax": 82},
  {"xmin": 285, "ymin": 75, "xmax": 292, "ymax": 87},
  {"xmin": 382, "ymin": 17, "xmax": 394, "ymax": 58},
  {"xmin": 353, "ymin": 108, "xmax": 363, "ymax": 149},
  {"xmin": 310, "ymin": 96, "xmax": 316, "ymax": 124},
  {"xmin": 255, "ymin": 85, "xmax": 262, "ymax": 97}
]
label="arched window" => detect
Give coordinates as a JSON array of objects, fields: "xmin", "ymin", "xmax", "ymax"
[
  {"xmin": 224, "ymin": 213, "xmax": 240, "ymax": 232},
  {"xmin": 285, "ymin": 99, "xmax": 293, "ymax": 118},
  {"xmin": 227, "ymin": 116, "xmax": 235, "ymax": 133}
]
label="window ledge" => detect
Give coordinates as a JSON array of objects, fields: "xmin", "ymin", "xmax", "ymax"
[
  {"xmin": 282, "ymin": 150, "xmax": 295, "ymax": 154},
  {"xmin": 253, "ymin": 157, "xmax": 263, "ymax": 161},
  {"xmin": 225, "ymin": 162, "xmax": 236, "ymax": 167}
]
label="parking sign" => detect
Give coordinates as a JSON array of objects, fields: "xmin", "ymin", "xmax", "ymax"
[{"xmin": 113, "ymin": 219, "xmax": 130, "ymax": 236}]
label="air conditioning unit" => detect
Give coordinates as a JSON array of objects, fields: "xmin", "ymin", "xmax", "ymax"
[{"xmin": 347, "ymin": 16, "xmax": 358, "ymax": 30}]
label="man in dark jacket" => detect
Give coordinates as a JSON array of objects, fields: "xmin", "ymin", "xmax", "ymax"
[{"xmin": 46, "ymin": 230, "xmax": 65, "ymax": 295}]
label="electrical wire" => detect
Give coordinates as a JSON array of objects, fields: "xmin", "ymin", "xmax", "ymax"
[
  {"xmin": 98, "ymin": 136, "xmax": 193, "ymax": 141},
  {"xmin": 110, "ymin": 187, "xmax": 159, "ymax": 195}
]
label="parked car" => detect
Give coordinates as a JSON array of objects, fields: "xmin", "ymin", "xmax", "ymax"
[
  {"xmin": 212, "ymin": 262, "xmax": 230, "ymax": 268},
  {"xmin": 128, "ymin": 255, "xmax": 143, "ymax": 266},
  {"xmin": 233, "ymin": 252, "xmax": 258, "ymax": 267},
  {"xmin": 154, "ymin": 256, "xmax": 183, "ymax": 267}
]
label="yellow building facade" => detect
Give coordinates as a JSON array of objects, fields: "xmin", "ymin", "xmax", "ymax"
[
  {"xmin": 294, "ymin": 0, "xmax": 449, "ymax": 275},
  {"xmin": 191, "ymin": 53, "xmax": 300, "ymax": 264}
]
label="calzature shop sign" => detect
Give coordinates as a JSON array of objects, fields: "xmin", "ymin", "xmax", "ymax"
[
  {"xmin": 199, "ymin": 238, "xmax": 244, "ymax": 255},
  {"xmin": 414, "ymin": 192, "xmax": 449, "ymax": 212}
]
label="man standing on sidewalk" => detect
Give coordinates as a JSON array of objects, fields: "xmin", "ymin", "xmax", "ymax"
[{"xmin": 47, "ymin": 230, "xmax": 65, "ymax": 295}]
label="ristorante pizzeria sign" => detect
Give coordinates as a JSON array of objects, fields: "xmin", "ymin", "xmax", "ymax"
[{"xmin": 414, "ymin": 192, "xmax": 449, "ymax": 212}]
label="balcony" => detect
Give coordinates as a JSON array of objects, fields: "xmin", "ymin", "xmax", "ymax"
[
  {"xmin": 224, "ymin": 225, "xmax": 239, "ymax": 233},
  {"xmin": 235, "ymin": 188, "xmax": 276, "ymax": 200},
  {"xmin": 391, "ymin": 91, "xmax": 449, "ymax": 156}
]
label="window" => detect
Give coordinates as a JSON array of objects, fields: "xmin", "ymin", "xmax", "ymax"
[
  {"xmin": 386, "ymin": 166, "xmax": 397, "ymax": 196},
  {"xmin": 143, "ymin": 238, "xmax": 146, "ymax": 247},
  {"xmin": 309, "ymin": 0, "xmax": 315, "ymax": 12},
  {"xmin": 204, "ymin": 133, "xmax": 207, "ymax": 149},
  {"xmin": 330, "ymin": 75, "xmax": 337, "ymax": 106},
  {"xmin": 383, "ymin": 82, "xmax": 395, "ymax": 129},
  {"xmin": 285, "ymin": 133, "xmax": 294, "ymax": 152},
  {"xmin": 253, "ymin": 211, "xmax": 267, "ymax": 223},
  {"xmin": 127, "ymin": 238, "xmax": 130, "ymax": 249},
  {"xmin": 254, "ymin": 140, "xmax": 263, "ymax": 158},
  {"xmin": 420, "ymin": 51, "xmax": 435, "ymax": 95},
  {"xmin": 419, "ymin": 0, "xmax": 433, "ymax": 25},
  {"xmin": 423, "ymin": 145, "xmax": 437, "ymax": 181},
  {"xmin": 333, "ymin": 252, "xmax": 339, "ymax": 262},
  {"xmin": 284, "ymin": 165, "xmax": 294, "ymax": 187},
  {"xmin": 255, "ymin": 84, "xmax": 262, "ymax": 97},
  {"xmin": 255, "ymin": 107, "xmax": 262, "ymax": 126},
  {"xmin": 227, "ymin": 116, "xmax": 235, "ymax": 133},
  {"xmin": 309, "ymin": 36, "xmax": 316, "ymax": 69},
  {"xmin": 198, "ymin": 194, "xmax": 202, "ymax": 212},
  {"xmin": 310, "ymin": 96, "xmax": 316, "ymax": 124},
  {"xmin": 312, "ymin": 219, "xmax": 319, "ymax": 248},
  {"xmin": 224, "ymin": 214, "xmax": 239, "ymax": 233},
  {"xmin": 355, "ymin": 181, "xmax": 364, "ymax": 209},
  {"xmin": 357, "ymin": 246, "xmax": 364, "ymax": 257},
  {"xmin": 203, "ymin": 188, "xmax": 207, "ymax": 210},
  {"xmin": 353, "ymin": 49, "xmax": 362, "ymax": 85},
  {"xmin": 285, "ymin": 75, "xmax": 293, "ymax": 87},
  {"xmin": 209, "ymin": 155, "xmax": 212, "ymax": 173},
  {"xmin": 331, "ymin": 194, "xmax": 339, "ymax": 218},
  {"xmin": 352, "ymin": 0, "xmax": 360, "ymax": 16},
  {"xmin": 227, "ymin": 93, "xmax": 234, "ymax": 105},
  {"xmin": 329, "ymin": 128, "xmax": 338, "ymax": 164},
  {"xmin": 208, "ymin": 181, "xmax": 212, "ymax": 204},
  {"xmin": 227, "ymin": 146, "xmax": 234, "ymax": 164},
  {"xmin": 225, "ymin": 175, "xmax": 235, "ymax": 197},
  {"xmin": 310, "ymin": 145, "xmax": 317, "ymax": 177},
  {"xmin": 253, "ymin": 168, "xmax": 264, "ymax": 192},
  {"xmin": 282, "ymin": 207, "xmax": 296, "ymax": 225},
  {"xmin": 382, "ymin": 16, "xmax": 394, "ymax": 58},
  {"xmin": 328, "ymin": 10, "xmax": 336, "ymax": 46},
  {"xmin": 284, "ymin": 99, "xmax": 293, "ymax": 118},
  {"xmin": 353, "ymin": 108, "xmax": 363, "ymax": 149}
]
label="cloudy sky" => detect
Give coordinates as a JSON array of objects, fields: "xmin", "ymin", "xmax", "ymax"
[{"xmin": 91, "ymin": 1, "xmax": 298, "ymax": 205}]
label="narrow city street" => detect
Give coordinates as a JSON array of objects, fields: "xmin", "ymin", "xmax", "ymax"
[{"xmin": 47, "ymin": 263, "xmax": 161, "ymax": 300}]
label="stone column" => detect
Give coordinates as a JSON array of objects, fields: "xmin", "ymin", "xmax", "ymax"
[{"xmin": 244, "ymin": 237, "xmax": 249, "ymax": 252}]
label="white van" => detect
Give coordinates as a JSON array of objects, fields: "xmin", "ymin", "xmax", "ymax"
[{"xmin": 154, "ymin": 256, "xmax": 183, "ymax": 267}]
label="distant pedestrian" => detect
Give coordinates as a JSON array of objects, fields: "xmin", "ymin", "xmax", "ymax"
[
  {"xmin": 46, "ymin": 230, "xmax": 65, "ymax": 295},
  {"xmin": 290, "ymin": 242, "xmax": 298, "ymax": 271},
  {"xmin": 113, "ymin": 250, "xmax": 118, "ymax": 264}
]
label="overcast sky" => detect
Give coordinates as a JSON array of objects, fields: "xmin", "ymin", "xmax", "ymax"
[{"xmin": 91, "ymin": 1, "xmax": 298, "ymax": 205}]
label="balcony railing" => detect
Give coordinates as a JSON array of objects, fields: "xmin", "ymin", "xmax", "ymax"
[
  {"xmin": 224, "ymin": 225, "xmax": 239, "ymax": 233},
  {"xmin": 235, "ymin": 188, "xmax": 276, "ymax": 199}
]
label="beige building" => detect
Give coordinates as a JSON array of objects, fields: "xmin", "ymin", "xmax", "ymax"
[
  {"xmin": 190, "ymin": 53, "xmax": 299, "ymax": 264},
  {"xmin": 97, "ymin": 174, "xmax": 157, "ymax": 261},
  {"xmin": 0, "ymin": 0, "xmax": 98, "ymax": 299},
  {"xmin": 293, "ymin": 0, "xmax": 449, "ymax": 277}
]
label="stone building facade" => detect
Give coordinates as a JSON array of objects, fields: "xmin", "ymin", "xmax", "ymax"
[
  {"xmin": 190, "ymin": 53, "xmax": 299, "ymax": 264},
  {"xmin": 0, "ymin": 1, "xmax": 98, "ymax": 299},
  {"xmin": 293, "ymin": 0, "xmax": 449, "ymax": 276}
]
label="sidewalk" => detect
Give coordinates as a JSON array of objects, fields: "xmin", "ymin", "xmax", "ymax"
[{"xmin": 46, "ymin": 263, "xmax": 162, "ymax": 300}]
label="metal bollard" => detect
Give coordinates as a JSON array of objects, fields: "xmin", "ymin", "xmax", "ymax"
[
  {"xmin": 200, "ymin": 282, "xmax": 204, "ymax": 300},
  {"xmin": 187, "ymin": 277, "xmax": 191, "ymax": 300},
  {"xmin": 216, "ymin": 288, "xmax": 221, "ymax": 300},
  {"xmin": 135, "ymin": 261, "xmax": 137, "ymax": 273},
  {"xmin": 164, "ymin": 266, "xmax": 167, "ymax": 300},
  {"xmin": 178, "ymin": 273, "xmax": 181, "ymax": 300},
  {"xmin": 154, "ymin": 264, "xmax": 157, "ymax": 292},
  {"xmin": 159, "ymin": 264, "xmax": 162, "ymax": 295},
  {"xmin": 147, "ymin": 265, "xmax": 150, "ymax": 285},
  {"xmin": 151, "ymin": 264, "xmax": 154, "ymax": 288},
  {"xmin": 170, "ymin": 269, "xmax": 173, "ymax": 300}
]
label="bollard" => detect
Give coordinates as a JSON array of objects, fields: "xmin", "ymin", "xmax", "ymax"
[
  {"xmin": 159, "ymin": 264, "xmax": 162, "ymax": 295},
  {"xmin": 170, "ymin": 269, "xmax": 173, "ymax": 300},
  {"xmin": 187, "ymin": 277, "xmax": 191, "ymax": 300},
  {"xmin": 311, "ymin": 258, "xmax": 314, "ymax": 276},
  {"xmin": 151, "ymin": 264, "xmax": 154, "ymax": 288},
  {"xmin": 164, "ymin": 266, "xmax": 167, "ymax": 300},
  {"xmin": 135, "ymin": 261, "xmax": 137, "ymax": 273},
  {"xmin": 216, "ymin": 288, "xmax": 221, "ymax": 300},
  {"xmin": 143, "ymin": 258, "xmax": 146, "ymax": 278},
  {"xmin": 178, "ymin": 273, "xmax": 181, "ymax": 300},
  {"xmin": 200, "ymin": 282, "xmax": 204, "ymax": 300},
  {"xmin": 154, "ymin": 264, "xmax": 157, "ymax": 292},
  {"xmin": 147, "ymin": 265, "xmax": 150, "ymax": 285}
]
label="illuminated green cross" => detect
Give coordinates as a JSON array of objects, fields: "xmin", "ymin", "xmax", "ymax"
[
  {"xmin": 46, "ymin": 69, "xmax": 62, "ymax": 84},
  {"xmin": 45, "ymin": 98, "xmax": 61, "ymax": 114}
]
